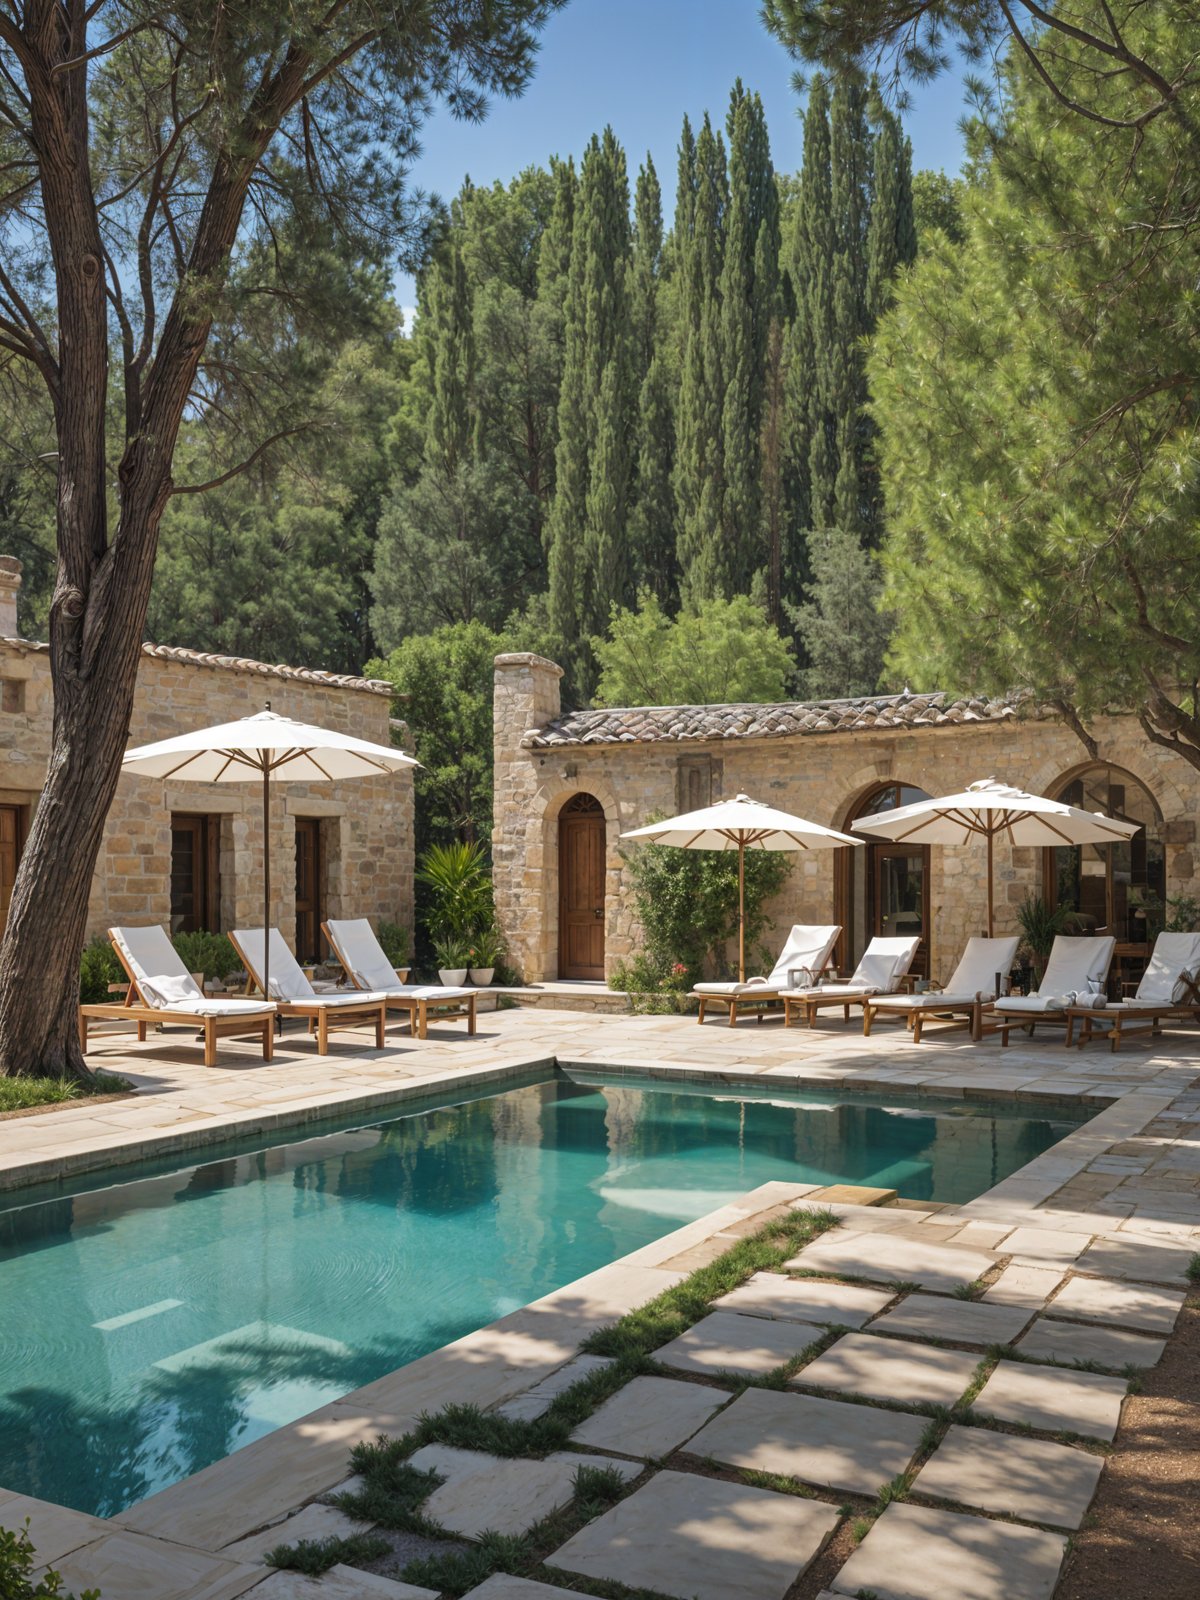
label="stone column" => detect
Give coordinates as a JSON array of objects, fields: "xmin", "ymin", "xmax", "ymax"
[
  {"xmin": 0, "ymin": 557, "xmax": 22, "ymax": 638},
  {"xmin": 492, "ymin": 654, "xmax": 563, "ymax": 982}
]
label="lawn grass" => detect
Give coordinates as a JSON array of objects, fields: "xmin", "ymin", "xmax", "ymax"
[{"xmin": 0, "ymin": 1070, "xmax": 131, "ymax": 1114}]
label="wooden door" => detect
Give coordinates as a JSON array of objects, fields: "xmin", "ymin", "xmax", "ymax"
[
  {"xmin": 170, "ymin": 814, "xmax": 220, "ymax": 933},
  {"xmin": 0, "ymin": 806, "xmax": 21, "ymax": 937},
  {"xmin": 558, "ymin": 795, "xmax": 605, "ymax": 980},
  {"xmin": 294, "ymin": 819, "xmax": 323, "ymax": 963},
  {"xmin": 871, "ymin": 843, "xmax": 929, "ymax": 978}
]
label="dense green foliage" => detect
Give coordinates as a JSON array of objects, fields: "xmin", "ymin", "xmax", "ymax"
[
  {"xmin": 612, "ymin": 831, "xmax": 792, "ymax": 987},
  {"xmin": 593, "ymin": 592, "xmax": 794, "ymax": 708},
  {"xmin": 868, "ymin": 6, "xmax": 1200, "ymax": 769}
]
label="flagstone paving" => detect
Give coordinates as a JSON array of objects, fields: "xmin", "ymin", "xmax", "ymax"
[
  {"xmin": 495, "ymin": 1354, "xmax": 614, "ymax": 1421},
  {"xmin": 654, "ymin": 1308, "xmax": 824, "ymax": 1378},
  {"xmin": 407, "ymin": 1445, "xmax": 640, "ymax": 1539},
  {"xmin": 713, "ymin": 1270, "xmax": 891, "ymax": 1326},
  {"xmin": 795, "ymin": 1331, "xmax": 981, "ymax": 1408},
  {"xmin": 546, "ymin": 1468, "xmax": 840, "ymax": 1600},
  {"xmin": 1044, "ymin": 1275, "xmax": 1185, "ymax": 1332},
  {"xmin": 1015, "ymin": 1317, "xmax": 1167, "ymax": 1369},
  {"xmin": 913, "ymin": 1424, "xmax": 1104, "ymax": 1529},
  {"xmin": 867, "ymin": 1290, "xmax": 1033, "ymax": 1346},
  {"xmin": 569, "ymin": 1375, "xmax": 725, "ymax": 1458},
  {"xmin": 461, "ymin": 1576, "xmax": 582, "ymax": 1600},
  {"xmin": 221, "ymin": 1502, "xmax": 371, "ymax": 1562},
  {"xmin": 969, "ymin": 1360, "xmax": 1128, "ymax": 1440},
  {"xmin": 784, "ymin": 1230, "xmax": 994, "ymax": 1291},
  {"xmin": 253, "ymin": 1567, "xmax": 438, "ymax": 1599},
  {"xmin": 684, "ymin": 1386, "xmax": 927, "ymax": 1495},
  {"xmin": 3, "ymin": 1007, "xmax": 1200, "ymax": 1600},
  {"xmin": 831, "ymin": 1502, "xmax": 1067, "ymax": 1600}
]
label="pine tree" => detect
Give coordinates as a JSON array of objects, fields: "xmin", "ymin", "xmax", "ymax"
[
  {"xmin": 719, "ymin": 83, "xmax": 780, "ymax": 596},
  {"xmin": 674, "ymin": 113, "xmax": 727, "ymax": 605}
]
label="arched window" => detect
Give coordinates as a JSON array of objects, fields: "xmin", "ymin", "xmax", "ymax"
[
  {"xmin": 837, "ymin": 782, "xmax": 933, "ymax": 976},
  {"xmin": 1043, "ymin": 766, "xmax": 1164, "ymax": 944}
]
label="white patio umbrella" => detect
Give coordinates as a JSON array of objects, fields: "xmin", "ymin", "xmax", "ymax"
[
  {"xmin": 622, "ymin": 793, "xmax": 858, "ymax": 982},
  {"xmin": 121, "ymin": 706, "xmax": 418, "ymax": 1002},
  {"xmin": 851, "ymin": 778, "xmax": 1139, "ymax": 937}
]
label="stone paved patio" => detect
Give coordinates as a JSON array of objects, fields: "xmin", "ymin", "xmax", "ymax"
[{"xmin": 2, "ymin": 1004, "xmax": 1199, "ymax": 1600}]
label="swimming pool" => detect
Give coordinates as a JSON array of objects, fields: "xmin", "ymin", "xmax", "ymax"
[{"xmin": 0, "ymin": 1071, "xmax": 1086, "ymax": 1515}]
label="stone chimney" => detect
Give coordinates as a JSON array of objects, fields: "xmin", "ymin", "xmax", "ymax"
[
  {"xmin": 0, "ymin": 558, "xmax": 22, "ymax": 639},
  {"xmin": 493, "ymin": 653, "xmax": 563, "ymax": 758}
]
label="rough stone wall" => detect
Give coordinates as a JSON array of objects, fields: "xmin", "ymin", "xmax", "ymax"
[
  {"xmin": 0, "ymin": 640, "xmax": 414, "ymax": 947},
  {"xmin": 492, "ymin": 654, "xmax": 1200, "ymax": 985}
]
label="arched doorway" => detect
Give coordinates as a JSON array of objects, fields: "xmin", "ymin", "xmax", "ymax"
[
  {"xmin": 837, "ymin": 782, "xmax": 932, "ymax": 977},
  {"xmin": 1043, "ymin": 766, "xmax": 1164, "ymax": 946},
  {"xmin": 558, "ymin": 793, "xmax": 605, "ymax": 980}
]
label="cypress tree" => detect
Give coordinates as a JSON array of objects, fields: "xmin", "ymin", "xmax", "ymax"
[
  {"xmin": 720, "ymin": 82, "xmax": 780, "ymax": 595},
  {"xmin": 830, "ymin": 77, "xmax": 872, "ymax": 536},
  {"xmin": 628, "ymin": 155, "xmax": 678, "ymax": 604},
  {"xmin": 674, "ymin": 113, "xmax": 727, "ymax": 605},
  {"xmin": 426, "ymin": 236, "xmax": 474, "ymax": 475},
  {"xmin": 546, "ymin": 130, "xmax": 633, "ymax": 694}
]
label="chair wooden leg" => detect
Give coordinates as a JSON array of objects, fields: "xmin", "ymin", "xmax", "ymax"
[
  {"xmin": 375, "ymin": 1006, "xmax": 385, "ymax": 1049},
  {"xmin": 913, "ymin": 1011, "xmax": 924, "ymax": 1043},
  {"xmin": 263, "ymin": 1015, "xmax": 274, "ymax": 1061},
  {"xmin": 318, "ymin": 1010, "xmax": 329, "ymax": 1055},
  {"xmin": 468, "ymin": 996, "xmax": 477, "ymax": 1036},
  {"xmin": 728, "ymin": 1001, "xmax": 738, "ymax": 1027},
  {"xmin": 203, "ymin": 1019, "xmax": 217, "ymax": 1068},
  {"xmin": 418, "ymin": 1002, "xmax": 428, "ymax": 1040},
  {"xmin": 697, "ymin": 998, "xmax": 706, "ymax": 1025},
  {"xmin": 863, "ymin": 1005, "xmax": 873, "ymax": 1036},
  {"xmin": 137, "ymin": 1020, "xmax": 147, "ymax": 1042}
]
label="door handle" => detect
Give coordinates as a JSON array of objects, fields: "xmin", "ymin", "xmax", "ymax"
[{"xmin": 593, "ymin": 907, "xmax": 603, "ymax": 919}]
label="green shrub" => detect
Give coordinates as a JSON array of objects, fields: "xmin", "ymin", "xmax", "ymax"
[
  {"xmin": 376, "ymin": 921, "xmax": 411, "ymax": 968},
  {"xmin": 416, "ymin": 841, "xmax": 492, "ymax": 940},
  {"xmin": 79, "ymin": 937, "xmax": 124, "ymax": 1004},
  {"xmin": 616, "ymin": 828, "xmax": 791, "ymax": 984},
  {"xmin": 171, "ymin": 930, "xmax": 239, "ymax": 982},
  {"xmin": 0, "ymin": 1073, "xmax": 130, "ymax": 1114},
  {"xmin": 0, "ymin": 1520, "xmax": 99, "ymax": 1598}
]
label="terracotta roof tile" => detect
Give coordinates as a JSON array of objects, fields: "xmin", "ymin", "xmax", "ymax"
[
  {"xmin": 2, "ymin": 636, "xmax": 393, "ymax": 696},
  {"xmin": 524, "ymin": 690, "xmax": 1023, "ymax": 748}
]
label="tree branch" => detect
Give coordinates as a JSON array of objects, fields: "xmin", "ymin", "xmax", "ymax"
[{"xmin": 168, "ymin": 423, "xmax": 318, "ymax": 496}]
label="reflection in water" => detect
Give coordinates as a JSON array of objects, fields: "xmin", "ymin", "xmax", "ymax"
[{"xmin": 0, "ymin": 1077, "xmax": 1081, "ymax": 1516}]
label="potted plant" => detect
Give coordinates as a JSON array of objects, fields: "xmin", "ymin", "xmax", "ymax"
[
  {"xmin": 467, "ymin": 926, "xmax": 505, "ymax": 986},
  {"xmin": 1016, "ymin": 893, "xmax": 1069, "ymax": 983},
  {"xmin": 433, "ymin": 934, "xmax": 471, "ymax": 986}
]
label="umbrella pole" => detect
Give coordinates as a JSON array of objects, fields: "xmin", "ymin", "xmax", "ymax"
[
  {"xmin": 986, "ymin": 829, "xmax": 994, "ymax": 938},
  {"xmin": 738, "ymin": 840, "xmax": 746, "ymax": 984},
  {"xmin": 263, "ymin": 765, "xmax": 271, "ymax": 1003}
]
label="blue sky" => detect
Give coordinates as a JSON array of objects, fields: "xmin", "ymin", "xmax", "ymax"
[{"xmin": 395, "ymin": 0, "xmax": 975, "ymax": 315}]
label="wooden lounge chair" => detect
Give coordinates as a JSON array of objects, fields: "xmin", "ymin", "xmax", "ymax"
[
  {"xmin": 79, "ymin": 925, "xmax": 276, "ymax": 1068},
  {"xmin": 691, "ymin": 925, "xmax": 841, "ymax": 1026},
  {"xmin": 230, "ymin": 927, "xmax": 387, "ymax": 1055},
  {"xmin": 980, "ymin": 935, "xmax": 1115, "ymax": 1043},
  {"xmin": 782, "ymin": 935, "xmax": 921, "ymax": 1028},
  {"xmin": 1063, "ymin": 932, "xmax": 1200, "ymax": 1051},
  {"xmin": 863, "ymin": 936, "xmax": 1020, "ymax": 1043},
  {"xmin": 322, "ymin": 918, "xmax": 477, "ymax": 1039}
]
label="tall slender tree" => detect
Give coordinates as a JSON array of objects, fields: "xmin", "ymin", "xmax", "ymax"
[
  {"xmin": 674, "ymin": 114, "xmax": 728, "ymax": 604},
  {"xmin": 718, "ymin": 84, "xmax": 781, "ymax": 596},
  {"xmin": 628, "ymin": 157, "xmax": 678, "ymax": 604},
  {"xmin": 546, "ymin": 129, "xmax": 634, "ymax": 692}
]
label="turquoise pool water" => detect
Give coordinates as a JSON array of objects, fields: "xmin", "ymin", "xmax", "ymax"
[{"xmin": 0, "ymin": 1072, "xmax": 1084, "ymax": 1516}]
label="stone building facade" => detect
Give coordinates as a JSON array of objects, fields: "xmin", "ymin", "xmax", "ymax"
[
  {"xmin": 0, "ymin": 559, "xmax": 413, "ymax": 954},
  {"xmin": 492, "ymin": 651, "xmax": 1199, "ymax": 987}
]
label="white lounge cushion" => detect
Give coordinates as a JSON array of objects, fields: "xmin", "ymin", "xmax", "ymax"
[
  {"xmin": 1037, "ymin": 934, "xmax": 1115, "ymax": 996},
  {"xmin": 233, "ymin": 928, "xmax": 315, "ymax": 1001},
  {"xmin": 693, "ymin": 925, "xmax": 841, "ymax": 996},
  {"xmin": 140, "ymin": 972, "xmax": 200, "ymax": 1008},
  {"xmin": 1135, "ymin": 932, "xmax": 1200, "ymax": 1004},
  {"xmin": 324, "ymin": 918, "xmax": 403, "ymax": 992},
  {"xmin": 178, "ymin": 998, "xmax": 278, "ymax": 1018},
  {"xmin": 872, "ymin": 935, "xmax": 1020, "ymax": 1010},
  {"xmin": 847, "ymin": 935, "xmax": 921, "ymax": 992}
]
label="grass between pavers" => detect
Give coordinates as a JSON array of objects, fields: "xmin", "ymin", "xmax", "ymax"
[
  {"xmin": 0, "ymin": 1070, "xmax": 130, "ymax": 1114},
  {"xmin": 265, "ymin": 1530, "xmax": 393, "ymax": 1574},
  {"xmin": 266, "ymin": 1205, "xmax": 840, "ymax": 1591}
]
